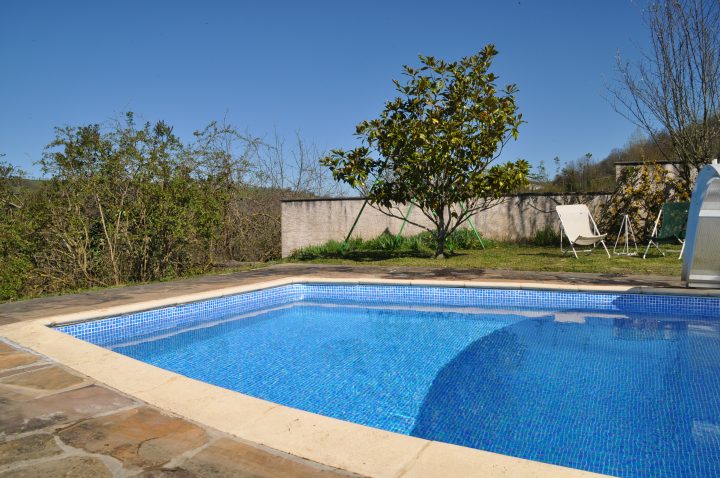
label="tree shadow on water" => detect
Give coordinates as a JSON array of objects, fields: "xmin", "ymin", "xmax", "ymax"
[
  {"xmin": 410, "ymin": 320, "xmax": 531, "ymax": 451},
  {"xmin": 409, "ymin": 315, "xmax": 708, "ymax": 476}
]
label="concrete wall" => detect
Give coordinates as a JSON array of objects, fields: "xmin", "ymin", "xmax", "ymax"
[{"xmin": 281, "ymin": 193, "xmax": 609, "ymax": 257}]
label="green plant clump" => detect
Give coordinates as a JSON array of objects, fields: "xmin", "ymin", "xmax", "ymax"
[
  {"xmin": 291, "ymin": 229, "xmax": 489, "ymax": 260},
  {"xmin": 527, "ymin": 226, "xmax": 561, "ymax": 247}
]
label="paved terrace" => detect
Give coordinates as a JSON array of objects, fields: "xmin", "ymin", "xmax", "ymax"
[
  {"xmin": 0, "ymin": 263, "xmax": 683, "ymax": 326},
  {"xmin": 0, "ymin": 264, "xmax": 685, "ymax": 477}
]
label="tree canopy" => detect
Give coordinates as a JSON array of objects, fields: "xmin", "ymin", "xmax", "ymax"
[
  {"xmin": 322, "ymin": 45, "xmax": 529, "ymax": 257},
  {"xmin": 0, "ymin": 113, "xmax": 334, "ymax": 301}
]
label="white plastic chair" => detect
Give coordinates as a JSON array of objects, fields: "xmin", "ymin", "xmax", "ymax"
[{"xmin": 556, "ymin": 204, "xmax": 610, "ymax": 259}]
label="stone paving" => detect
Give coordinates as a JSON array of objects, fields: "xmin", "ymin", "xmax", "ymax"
[
  {"xmin": 0, "ymin": 264, "xmax": 688, "ymax": 476},
  {"xmin": 0, "ymin": 341, "xmax": 361, "ymax": 477},
  {"xmin": 0, "ymin": 263, "xmax": 682, "ymax": 326}
]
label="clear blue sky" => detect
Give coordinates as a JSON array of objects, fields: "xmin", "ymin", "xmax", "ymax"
[{"xmin": 1, "ymin": 0, "xmax": 650, "ymax": 178}]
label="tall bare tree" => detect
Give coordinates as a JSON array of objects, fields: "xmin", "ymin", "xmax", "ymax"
[
  {"xmin": 609, "ymin": 0, "xmax": 720, "ymax": 194},
  {"xmin": 253, "ymin": 130, "xmax": 339, "ymax": 196}
]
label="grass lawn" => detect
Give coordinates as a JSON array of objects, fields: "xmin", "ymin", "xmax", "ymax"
[{"xmin": 287, "ymin": 243, "xmax": 684, "ymax": 276}]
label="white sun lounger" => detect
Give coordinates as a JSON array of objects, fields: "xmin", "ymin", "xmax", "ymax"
[{"xmin": 556, "ymin": 204, "xmax": 610, "ymax": 259}]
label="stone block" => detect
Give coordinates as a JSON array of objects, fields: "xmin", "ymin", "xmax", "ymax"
[
  {"xmin": 0, "ymin": 366, "xmax": 84, "ymax": 391},
  {"xmin": 0, "ymin": 353, "xmax": 38, "ymax": 371},
  {"xmin": 59, "ymin": 407, "xmax": 208, "ymax": 468},
  {"xmin": 0, "ymin": 385, "xmax": 135, "ymax": 434},
  {"xmin": 0, "ymin": 456, "xmax": 112, "ymax": 478},
  {"xmin": 182, "ymin": 437, "xmax": 357, "ymax": 478},
  {"xmin": 0, "ymin": 434, "xmax": 61, "ymax": 466}
]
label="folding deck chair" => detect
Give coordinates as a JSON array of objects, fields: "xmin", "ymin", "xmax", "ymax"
[
  {"xmin": 556, "ymin": 204, "xmax": 611, "ymax": 259},
  {"xmin": 642, "ymin": 202, "xmax": 690, "ymax": 259}
]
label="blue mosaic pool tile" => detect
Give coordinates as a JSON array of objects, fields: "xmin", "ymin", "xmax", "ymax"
[
  {"xmin": 56, "ymin": 284, "xmax": 720, "ymax": 347},
  {"xmin": 57, "ymin": 283, "xmax": 304, "ymax": 346},
  {"xmin": 302, "ymin": 283, "xmax": 720, "ymax": 318}
]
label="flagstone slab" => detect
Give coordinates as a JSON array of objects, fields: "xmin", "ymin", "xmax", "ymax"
[
  {"xmin": 132, "ymin": 468, "xmax": 199, "ymax": 477},
  {"xmin": 0, "ymin": 366, "xmax": 84, "ymax": 391},
  {"xmin": 0, "ymin": 352, "xmax": 38, "ymax": 371},
  {"xmin": 0, "ymin": 456, "xmax": 112, "ymax": 478},
  {"xmin": 0, "ymin": 433, "xmax": 62, "ymax": 466},
  {"xmin": 59, "ymin": 407, "xmax": 208, "ymax": 469},
  {"xmin": 0, "ymin": 383, "xmax": 39, "ymax": 403},
  {"xmin": 0, "ymin": 363, "xmax": 49, "ymax": 379},
  {"xmin": 0, "ymin": 385, "xmax": 135, "ymax": 434},
  {"xmin": 181, "ymin": 437, "xmax": 360, "ymax": 478}
]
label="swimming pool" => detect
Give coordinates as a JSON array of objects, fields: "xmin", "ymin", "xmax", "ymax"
[{"xmin": 56, "ymin": 283, "xmax": 720, "ymax": 478}]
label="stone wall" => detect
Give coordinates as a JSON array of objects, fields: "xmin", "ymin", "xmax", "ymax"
[{"xmin": 281, "ymin": 193, "xmax": 610, "ymax": 257}]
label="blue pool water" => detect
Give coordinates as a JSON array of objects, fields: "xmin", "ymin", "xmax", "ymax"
[{"xmin": 56, "ymin": 284, "xmax": 720, "ymax": 477}]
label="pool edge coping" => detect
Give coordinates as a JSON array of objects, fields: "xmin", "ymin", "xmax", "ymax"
[
  {"xmin": 3, "ymin": 276, "xmax": 711, "ymax": 478},
  {"xmin": 32, "ymin": 277, "xmax": 720, "ymax": 327}
]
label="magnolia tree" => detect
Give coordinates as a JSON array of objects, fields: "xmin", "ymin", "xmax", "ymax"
[{"xmin": 322, "ymin": 45, "xmax": 529, "ymax": 257}]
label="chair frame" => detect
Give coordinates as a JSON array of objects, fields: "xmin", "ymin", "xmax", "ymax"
[
  {"xmin": 558, "ymin": 207, "xmax": 611, "ymax": 259},
  {"xmin": 642, "ymin": 208, "xmax": 686, "ymax": 259}
]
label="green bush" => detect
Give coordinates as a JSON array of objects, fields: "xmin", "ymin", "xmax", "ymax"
[
  {"xmin": 599, "ymin": 161, "xmax": 685, "ymax": 242},
  {"xmin": 292, "ymin": 240, "xmax": 348, "ymax": 260},
  {"xmin": 290, "ymin": 229, "xmax": 490, "ymax": 260},
  {"xmin": 364, "ymin": 233, "xmax": 403, "ymax": 251},
  {"xmin": 445, "ymin": 229, "xmax": 486, "ymax": 251}
]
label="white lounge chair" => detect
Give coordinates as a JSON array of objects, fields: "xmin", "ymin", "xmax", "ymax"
[{"xmin": 556, "ymin": 204, "xmax": 610, "ymax": 259}]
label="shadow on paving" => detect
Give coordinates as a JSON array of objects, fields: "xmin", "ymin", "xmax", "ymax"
[{"xmin": 0, "ymin": 263, "xmax": 683, "ymax": 324}]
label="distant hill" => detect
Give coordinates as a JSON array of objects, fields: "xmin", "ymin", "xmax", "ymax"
[{"xmin": 542, "ymin": 132, "xmax": 670, "ymax": 193}]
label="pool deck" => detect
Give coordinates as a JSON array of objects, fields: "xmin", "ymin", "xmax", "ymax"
[
  {"xmin": 0, "ymin": 341, "xmax": 362, "ymax": 477},
  {"xmin": 0, "ymin": 263, "xmax": 691, "ymax": 326},
  {"xmin": 0, "ymin": 264, "xmax": 715, "ymax": 477}
]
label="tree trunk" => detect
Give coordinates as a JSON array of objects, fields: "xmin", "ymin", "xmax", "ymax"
[{"xmin": 434, "ymin": 229, "xmax": 447, "ymax": 259}]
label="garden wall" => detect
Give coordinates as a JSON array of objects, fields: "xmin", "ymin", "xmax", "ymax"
[{"xmin": 281, "ymin": 193, "xmax": 610, "ymax": 257}]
